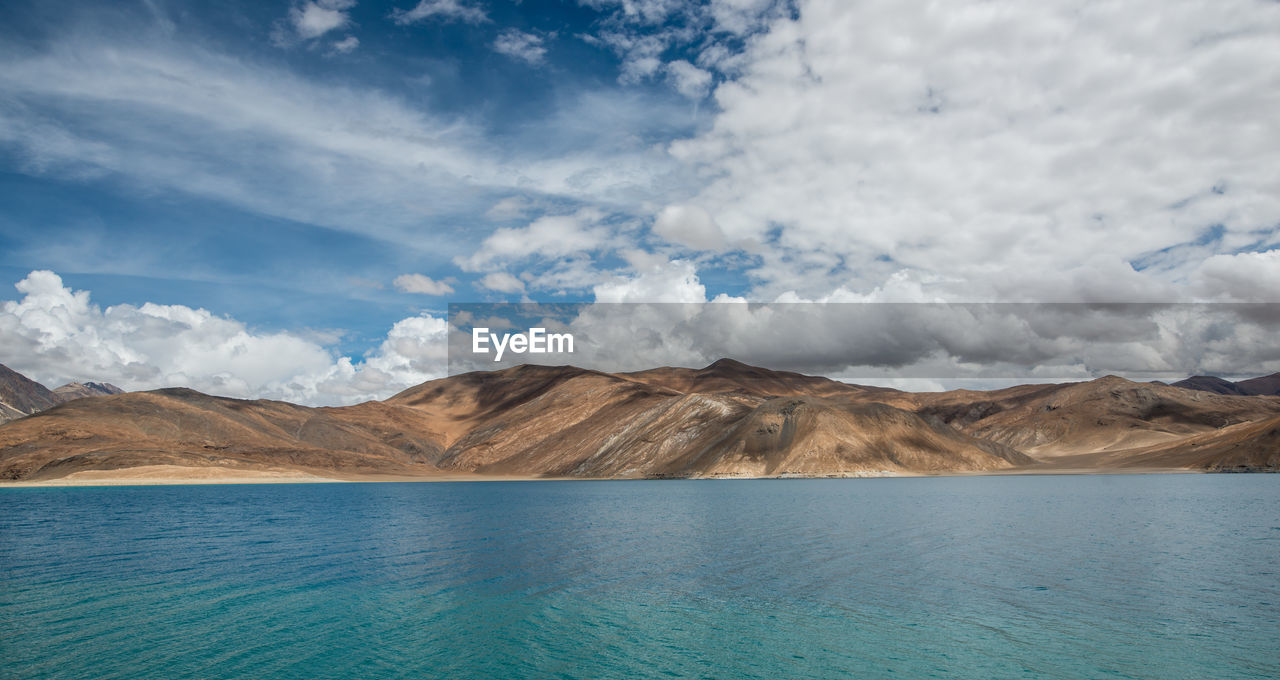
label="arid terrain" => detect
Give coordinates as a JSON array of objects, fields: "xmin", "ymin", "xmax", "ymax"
[{"xmin": 1, "ymin": 359, "xmax": 1277, "ymax": 483}]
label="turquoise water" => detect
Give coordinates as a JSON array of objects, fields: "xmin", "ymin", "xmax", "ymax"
[{"xmin": 1, "ymin": 476, "xmax": 1278, "ymax": 679}]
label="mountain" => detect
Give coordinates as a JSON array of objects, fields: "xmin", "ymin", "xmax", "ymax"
[
  {"xmin": 0, "ymin": 364, "xmax": 63, "ymax": 425},
  {"xmin": 53, "ymin": 381, "xmax": 126, "ymax": 402},
  {"xmin": 1040, "ymin": 415, "xmax": 1280, "ymax": 472},
  {"xmin": 915, "ymin": 376, "xmax": 1280, "ymax": 468},
  {"xmin": 389, "ymin": 364, "xmax": 1030, "ymax": 478},
  {"xmin": 3, "ymin": 360, "xmax": 1279, "ymax": 482},
  {"xmin": 0, "ymin": 388, "xmax": 446, "ymax": 481},
  {"xmin": 1173, "ymin": 373, "xmax": 1280, "ymax": 396},
  {"xmin": 620, "ymin": 358, "xmax": 901, "ymax": 401},
  {"xmin": 0, "ymin": 364, "xmax": 129, "ymax": 426},
  {"xmin": 1, "ymin": 362, "xmax": 1029, "ymax": 482}
]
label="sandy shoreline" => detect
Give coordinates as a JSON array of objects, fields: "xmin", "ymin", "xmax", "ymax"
[
  {"xmin": 0, "ymin": 463, "xmax": 1225, "ymax": 487},
  {"xmin": 0, "ymin": 465, "xmax": 554, "ymax": 487}
]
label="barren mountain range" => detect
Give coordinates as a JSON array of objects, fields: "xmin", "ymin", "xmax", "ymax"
[
  {"xmin": 0, "ymin": 364, "xmax": 122, "ymax": 426},
  {"xmin": 0, "ymin": 360, "xmax": 1277, "ymax": 482}
]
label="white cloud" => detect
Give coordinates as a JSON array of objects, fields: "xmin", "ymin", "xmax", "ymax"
[
  {"xmin": 0, "ymin": 39, "xmax": 688, "ymax": 252},
  {"xmin": 279, "ymin": 0, "xmax": 357, "ymax": 44},
  {"xmin": 493, "ymin": 29, "xmax": 548, "ymax": 65},
  {"xmin": 390, "ymin": 0, "xmax": 488, "ymax": 25},
  {"xmin": 664, "ymin": 0, "xmax": 1280, "ymax": 302},
  {"xmin": 708, "ymin": 0, "xmax": 777, "ymax": 35},
  {"xmin": 452, "ymin": 297, "xmax": 1280, "ymax": 382},
  {"xmin": 393, "ymin": 273, "xmax": 455, "ymax": 295},
  {"xmin": 0, "ymin": 271, "xmax": 446, "ymax": 406},
  {"xmin": 479, "ymin": 272, "xmax": 526, "ymax": 293},
  {"xmin": 652, "ymin": 204, "xmax": 724, "ymax": 250},
  {"xmin": 592, "ymin": 259, "xmax": 707, "ymax": 302},
  {"xmin": 579, "ymin": 0, "xmax": 684, "ymax": 25},
  {"xmin": 458, "ymin": 208, "xmax": 609, "ymax": 270},
  {"xmin": 331, "ymin": 36, "xmax": 360, "ymax": 53},
  {"xmin": 485, "ymin": 196, "xmax": 532, "ymax": 220},
  {"xmin": 1193, "ymin": 249, "xmax": 1280, "ymax": 302},
  {"xmin": 664, "ymin": 59, "xmax": 712, "ymax": 99}
]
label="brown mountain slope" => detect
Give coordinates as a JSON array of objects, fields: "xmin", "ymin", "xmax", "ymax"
[
  {"xmin": 1172, "ymin": 372, "xmax": 1280, "ymax": 396},
  {"xmin": 621, "ymin": 358, "xmax": 901, "ymax": 400},
  {"xmin": 1236, "ymin": 373, "xmax": 1280, "ymax": 396},
  {"xmin": 1, "ymin": 362, "xmax": 1032, "ymax": 481},
  {"xmin": 386, "ymin": 362, "xmax": 1029, "ymax": 477},
  {"xmin": 916, "ymin": 376, "xmax": 1280, "ymax": 458},
  {"xmin": 0, "ymin": 364, "xmax": 62, "ymax": 425},
  {"xmin": 3, "ymin": 361, "xmax": 1279, "ymax": 482},
  {"xmin": 53, "ymin": 381, "xmax": 126, "ymax": 402},
  {"xmin": 1036, "ymin": 415, "xmax": 1280, "ymax": 471},
  {"xmin": 0, "ymin": 389, "xmax": 445, "ymax": 481},
  {"xmin": 1171, "ymin": 375, "xmax": 1246, "ymax": 395}
]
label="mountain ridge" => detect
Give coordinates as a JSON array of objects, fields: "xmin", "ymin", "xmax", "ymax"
[{"xmin": 2, "ymin": 360, "xmax": 1279, "ymax": 481}]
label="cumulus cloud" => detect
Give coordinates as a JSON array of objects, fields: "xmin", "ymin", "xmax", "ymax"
[
  {"xmin": 0, "ymin": 271, "xmax": 446, "ymax": 406},
  {"xmin": 458, "ymin": 208, "xmax": 610, "ymax": 270},
  {"xmin": 479, "ymin": 272, "xmax": 527, "ymax": 293},
  {"xmin": 390, "ymin": 0, "xmax": 488, "ymax": 25},
  {"xmin": 592, "ymin": 259, "xmax": 707, "ymax": 302},
  {"xmin": 664, "ymin": 59, "xmax": 712, "ymax": 99},
  {"xmin": 579, "ymin": 0, "xmax": 777, "ymax": 93},
  {"xmin": 652, "ymin": 204, "xmax": 725, "ymax": 250},
  {"xmin": 664, "ymin": 0, "xmax": 1280, "ymax": 302},
  {"xmin": 331, "ymin": 36, "xmax": 360, "ymax": 53},
  {"xmin": 708, "ymin": 0, "xmax": 778, "ymax": 35},
  {"xmin": 393, "ymin": 273, "xmax": 455, "ymax": 295},
  {"xmin": 1194, "ymin": 249, "xmax": 1280, "ymax": 302},
  {"xmin": 493, "ymin": 29, "xmax": 548, "ymax": 65},
  {"xmin": 275, "ymin": 0, "xmax": 358, "ymax": 48},
  {"xmin": 448, "ymin": 297, "xmax": 1280, "ymax": 381}
]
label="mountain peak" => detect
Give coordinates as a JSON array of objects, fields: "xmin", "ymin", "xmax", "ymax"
[{"xmin": 701, "ymin": 358, "xmax": 755, "ymax": 372}]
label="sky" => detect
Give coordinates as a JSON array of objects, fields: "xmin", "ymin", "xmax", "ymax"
[{"xmin": 1, "ymin": 0, "xmax": 1278, "ymax": 404}]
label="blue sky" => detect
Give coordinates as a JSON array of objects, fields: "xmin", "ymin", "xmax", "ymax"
[
  {"xmin": 1, "ymin": 0, "xmax": 1278, "ymax": 403},
  {"xmin": 0, "ymin": 0, "xmax": 724, "ymax": 353}
]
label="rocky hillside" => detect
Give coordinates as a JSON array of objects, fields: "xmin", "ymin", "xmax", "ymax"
[
  {"xmin": 1173, "ymin": 373, "xmax": 1280, "ymax": 396},
  {"xmin": 0, "ymin": 364, "xmax": 128, "ymax": 425},
  {"xmin": 2, "ymin": 360, "xmax": 1278, "ymax": 481},
  {"xmin": 0, "ymin": 364, "xmax": 63, "ymax": 425}
]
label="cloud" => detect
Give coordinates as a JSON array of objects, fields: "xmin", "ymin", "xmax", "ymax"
[
  {"xmin": 662, "ymin": 0, "xmax": 1280, "ymax": 302},
  {"xmin": 664, "ymin": 59, "xmax": 712, "ymax": 99},
  {"xmin": 292, "ymin": 1, "xmax": 354, "ymax": 39},
  {"xmin": 0, "ymin": 271, "xmax": 446, "ymax": 406},
  {"xmin": 331, "ymin": 36, "xmax": 360, "ymax": 53},
  {"xmin": 0, "ymin": 36, "xmax": 686, "ymax": 253},
  {"xmin": 592, "ymin": 259, "xmax": 707, "ymax": 302},
  {"xmin": 393, "ymin": 273, "xmax": 455, "ymax": 295},
  {"xmin": 449, "ymin": 298, "xmax": 1280, "ymax": 382},
  {"xmin": 579, "ymin": 0, "xmax": 777, "ymax": 94},
  {"xmin": 485, "ymin": 196, "xmax": 532, "ymax": 220},
  {"xmin": 458, "ymin": 208, "xmax": 610, "ymax": 270},
  {"xmin": 276, "ymin": 0, "xmax": 358, "ymax": 46},
  {"xmin": 708, "ymin": 0, "xmax": 778, "ymax": 35},
  {"xmin": 390, "ymin": 0, "xmax": 488, "ymax": 25},
  {"xmin": 652, "ymin": 204, "xmax": 724, "ymax": 250},
  {"xmin": 493, "ymin": 29, "xmax": 548, "ymax": 65},
  {"xmin": 479, "ymin": 272, "xmax": 526, "ymax": 293},
  {"xmin": 579, "ymin": 0, "xmax": 685, "ymax": 25},
  {"xmin": 1194, "ymin": 249, "xmax": 1280, "ymax": 302}
]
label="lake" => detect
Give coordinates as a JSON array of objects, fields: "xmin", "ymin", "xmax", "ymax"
[{"xmin": 2, "ymin": 475, "xmax": 1278, "ymax": 678}]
